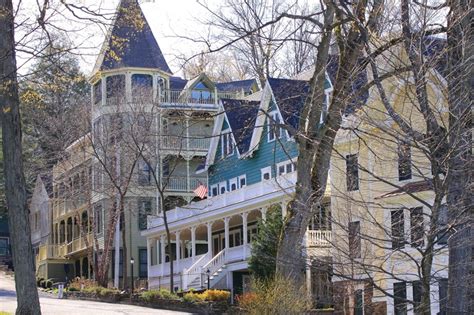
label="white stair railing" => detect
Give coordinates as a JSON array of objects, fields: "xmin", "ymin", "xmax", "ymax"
[
  {"xmin": 183, "ymin": 253, "xmax": 210, "ymax": 290},
  {"xmin": 201, "ymin": 249, "xmax": 226, "ymax": 281}
]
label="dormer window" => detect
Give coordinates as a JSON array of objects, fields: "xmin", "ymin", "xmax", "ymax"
[
  {"xmin": 221, "ymin": 131, "xmax": 234, "ymax": 158},
  {"xmin": 268, "ymin": 111, "xmax": 283, "ymax": 142}
]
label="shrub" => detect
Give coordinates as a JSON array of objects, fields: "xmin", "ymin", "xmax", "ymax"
[
  {"xmin": 98, "ymin": 288, "xmax": 119, "ymax": 297},
  {"xmin": 69, "ymin": 277, "xmax": 97, "ymax": 291},
  {"xmin": 183, "ymin": 292, "xmax": 206, "ymax": 303},
  {"xmin": 237, "ymin": 275, "xmax": 311, "ymax": 315},
  {"xmin": 140, "ymin": 289, "xmax": 178, "ymax": 302},
  {"xmin": 201, "ymin": 289, "xmax": 230, "ymax": 302},
  {"xmin": 39, "ymin": 280, "xmax": 46, "ymax": 288},
  {"xmin": 67, "ymin": 287, "xmax": 79, "ymax": 292},
  {"xmin": 45, "ymin": 279, "xmax": 53, "ymax": 289}
]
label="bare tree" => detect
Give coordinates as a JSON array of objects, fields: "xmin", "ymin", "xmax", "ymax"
[{"xmin": 0, "ymin": 1, "xmax": 41, "ymax": 313}]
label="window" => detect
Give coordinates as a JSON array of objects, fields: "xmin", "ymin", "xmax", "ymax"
[
  {"xmin": 221, "ymin": 131, "xmax": 234, "ymax": 158},
  {"xmin": 229, "ymin": 178, "xmax": 238, "ymax": 191},
  {"xmin": 277, "ymin": 160, "xmax": 297, "ymax": 176},
  {"xmin": 131, "ymin": 74, "xmax": 153, "ymax": 102},
  {"xmin": 34, "ymin": 212, "xmax": 40, "ymax": 230},
  {"xmin": 437, "ymin": 204, "xmax": 449, "ymax": 245},
  {"xmin": 410, "ymin": 207, "xmax": 424, "ymax": 247},
  {"xmin": 394, "ymin": 282, "xmax": 407, "ymax": 315},
  {"xmin": 138, "ymin": 159, "xmax": 152, "ymax": 186},
  {"xmin": 93, "ymin": 80, "xmax": 102, "ymax": 105},
  {"xmin": 268, "ymin": 111, "xmax": 283, "ymax": 142},
  {"xmin": 106, "ymin": 75, "xmax": 125, "ymax": 101},
  {"xmin": 438, "ymin": 278, "xmax": 448, "ymax": 315},
  {"xmin": 354, "ymin": 289, "xmax": 364, "ymax": 315},
  {"xmin": 398, "ymin": 142, "xmax": 412, "ymax": 181},
  {"xmin": 412, "ymin": 281, "xmax": 422, "ymax": 314},
  {"xmin": 139, "ymin": 248, "xmax": 148, "ymax": 278},
  {"xmin": 238, "ymin": 175, "xmax": 247, "ymax": 188},
  {"xmin": 210, "ymin": 185, "xmax": 218, "ymax": 197},
  {"xmin": 219, "ymin": 181, "xmax": 227, "ymax": 195},
  {"xmin": 391, "ymin": 210, "xmax": 405, "ymax": 249},
  {"xmin": 346, "ymin": 154, "xmax": 359, "ymax": 191},
  {"xmin": 309, "ymin": 204, "xmax": 331, "ymax": 230},
  {"xmin": 261, "ymin": 167, "xmax": 272, "ymax": 181},
  {"xmin": 94, "ymin": 204, "xmax": 103, "ymax": 234},
  {"xmin": 349, "ymin": 221, "xmax": 361, "ymax": 258},
  {"xmin": 138, "ymin": 198, "xmax": 153, "ymax": 231}
]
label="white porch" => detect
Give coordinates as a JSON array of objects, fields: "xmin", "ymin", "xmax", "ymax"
[{"xmin": 142, "ymin": 172, "xmax": 332, "ymax": 291}]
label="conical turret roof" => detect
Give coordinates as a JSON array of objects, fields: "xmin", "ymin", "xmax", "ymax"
[{"xmin": 93, "ymin": 0, "xmax": 172, "ymax": 74}]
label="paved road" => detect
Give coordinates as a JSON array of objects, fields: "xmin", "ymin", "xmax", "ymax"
[{"xmin": 0, "ymin": 272, "xmax": 193, "ymax": 315}]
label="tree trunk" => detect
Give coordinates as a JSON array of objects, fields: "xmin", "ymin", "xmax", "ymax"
[
  {"xmin": 121, "ymin": 207, "xmax": 127, "ymax": 290},
  {"xmin": 446, "ymin": 1, "xmax": 473, "ymax": 313},
  {"xmin": 0, "ymin": 1, "xmax": 42, "ymax": 314}
]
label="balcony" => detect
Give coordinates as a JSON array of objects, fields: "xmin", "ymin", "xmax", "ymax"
[
  {"xmin": 66, "ymin": 233, "xmax": 93, "ymax": 256},
  {"xmin": 306, "ymin": 230, "xmax": 331, "ymax": 247},
  {"xmin": 161, "ymin": 136, "xmax": 211, "ymax": 153},
  {"xmin": 147, "ymin": 172, "xmax": 298, "ymax": 230},
  {"xmin": 162, "ymin": 176, "xmax": 208, "ymax": 193},
  {"xmin": 159, "ymin": 90, "xmax": 241, "ymax": 108}
]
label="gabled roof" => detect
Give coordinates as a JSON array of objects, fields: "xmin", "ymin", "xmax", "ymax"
[
  {"xmin": 216, "ymin": 79, "xmax": 258, "ymax": 93},
  {"xmin": 169, "ymin": 76, "xmax": 188, "ymax": 90},
  {"xmin": 93, "ymin": 0, "xmax": 171, "ymax": 74},
  {"xmin": 183, "ymin": 73, "xmax": 216, "ymax": 91},
  {"xmin": 267, "ymin": 78, "xmax": 311, "ymax": 130},
  {"xmin": 325, "ymin": 55, "xmax": 369, "ymax": 115},
  {"xmin": 221, "ymin": 99, "xmax": 261, "ymax": 153}
]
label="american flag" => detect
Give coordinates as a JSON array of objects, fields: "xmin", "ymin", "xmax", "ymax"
[{"xmin": 193, "ymin": 183, "xmax": 208, "ymax": 199}]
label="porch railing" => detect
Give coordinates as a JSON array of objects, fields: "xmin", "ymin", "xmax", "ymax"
[
  {"xmin": 160, "ymin": 90, "xmax": 241, "ymax": 106},
  {"xmin": 163, "ymin": 176, "xmax": 208, "ymax": 192},
  {"xmin": 201, "ymin": 249, "xmax": 226, "ymax": 279},
  {"xmin": 306, "ymin": 230, "xmax": 332, "ymax": 247},
  {"xmin": 161, "ymin": 136, "xmax": 211, "ymax": 151}
]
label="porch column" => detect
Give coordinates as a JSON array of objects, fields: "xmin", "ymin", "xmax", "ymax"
[
  {"xmin": 224, "ymin": 217, "xmax": 230, "ymax": 251},
  {"xmin": 261, "ymin": 207, "xmax": 267, "ymax": 222},
  {"xmin": 175, "ymin": 231, "xmax": 181, "ymax": 271},
  {"xmin": 146, "ymin": 238, "xmax": 151, "ymax": 279},
  {"xmin": 207, "ymin": 222, "xmax": 213, "ymax": 255},
  {"xmin": 160, "ymin": 235, "xmax": 166, "ymax": 276},
  {"xmin": 156, "ymin": 239, "xmax": 160, "ymax": 265},
  {"xmin": 191, "ymin": 226, "xmax": 196, "ymax": 262},
  {"xmin": 242, "ymin": 212, "xmax": 248, "ymax": 259},
  {"xmin": 281, "ymin": 200, "xmax": 289, "ymax": 217}
]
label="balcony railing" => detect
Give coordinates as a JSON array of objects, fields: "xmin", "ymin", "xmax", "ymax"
[
  {"xmin": 163, "ymin": 176, "xmax": 208, "ymax": 192},
  {"xmin": 161, "ymin": 136, "xmax": 211, "ymax": 152},
  {"xmin": 306, "ymin": 230, "xmax": 332, "ymax": 247},
  {"xmin": 160, "ymin": 90, "xmax": 241, "ymax": 106},
  {"xmin": 67, "ymin": 233, "xmax": 93, "ymax": 255}
]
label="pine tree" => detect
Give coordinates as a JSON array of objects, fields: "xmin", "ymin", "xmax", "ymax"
[{"xmin": 249, "ymin": 205, "xmax": 283, "ymax": 280}]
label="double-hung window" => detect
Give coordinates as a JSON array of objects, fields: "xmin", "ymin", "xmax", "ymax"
[
  {"xmin": 138, "ymin": 198, "xmax": 153, "ymax": 231},
  {"xmin": 138, "ymin": 159, "xmax": 152, "ymax": 186},
  {"xmin": 229, "ymin": 178, "xmax": 238, "ymax": 191},
  {"xmin": 410, "ymin": 207, "xmax": 424, "ymax": 247},
  {"xmin": 346, "ymin": 154, "xmax": 359, "ymax": 191},
  {"xmin": 349, "ymin": 221, "xmax": 361, "ymax": 258},
  {"xmin": 398, "ymin": 142, "xmax": 412, "ymax": 181},
  {"xmin": 277, "ymin": 160, "xmax": 297, "ymax": 176},
  {"xmin": 268, "ymin": 111, "xmax": 283, "ymax": 142},
  {"xmin": 391, "ymin": 210, "xmax": 405, "ymax": 249},
  {"xmin": 221, "ymin": 131, "xmax": 234, "ymax": 158}
]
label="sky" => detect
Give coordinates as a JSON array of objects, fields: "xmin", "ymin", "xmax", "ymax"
[{"xmin": 14, "ymin": 0, "xmax": 227, "ymax": 77}]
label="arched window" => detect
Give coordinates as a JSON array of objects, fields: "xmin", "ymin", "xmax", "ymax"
[{"xmin": 132, "ymin": 74, "xmax": 153, "ymax": 103}]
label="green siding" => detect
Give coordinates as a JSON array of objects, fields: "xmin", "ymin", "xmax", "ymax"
[{"xmin": 209, "ymin": 106, "xmax": 298, "ymax": 189}]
